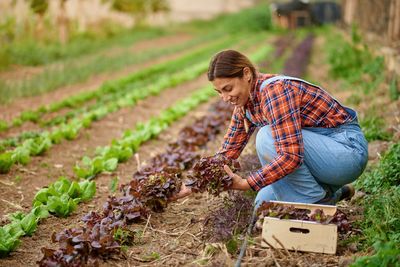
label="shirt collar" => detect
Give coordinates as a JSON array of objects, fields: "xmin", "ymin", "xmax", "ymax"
[{"xmin": 246, "ymin": 73, "xmax": 263, "ymax": 108}]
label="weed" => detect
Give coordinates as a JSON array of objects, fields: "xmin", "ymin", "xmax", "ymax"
[
  {"xmin": 225, "ymin": 235, "xmax": 240, "ymax": 254},
  {"xmin": 40, "ymin": 162, "xmax": 49, "ymax": 168},
  {"xmin": 109, "ymin": 176, "xmax": 119, "ymax": 194},
  {"xmin": 113, "ymin": 227, "xmax": 135, "ymax": 246},
  {"xmin": 389, "ymin": 76, "xmax": 399, "ymax": 101},
  {"xmin": 14, "ymin": 175, "xmax": 21, "ymax": 183},
  {"xmin": 142, "ymin": 251, "xmax": 160, "ymax": 261}
]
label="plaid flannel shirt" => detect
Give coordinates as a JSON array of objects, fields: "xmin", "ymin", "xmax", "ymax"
[{"xmin": 218, "ymin": 73, "xmax": 355, "ymax": 191}]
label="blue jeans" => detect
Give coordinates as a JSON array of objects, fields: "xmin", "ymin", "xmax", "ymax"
[{"xmin": 254, "ymin": 121, "xmax": 368, "ymax": 206}]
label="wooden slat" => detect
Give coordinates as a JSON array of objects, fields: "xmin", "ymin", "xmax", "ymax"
[{"xmin": 262, "ymin": 217, "xmax": 337, "ymax": 254}]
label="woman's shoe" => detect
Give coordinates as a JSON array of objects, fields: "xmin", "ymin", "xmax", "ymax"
[
  {"xmin": 337, "ymin": 184, "xmax": 355, "ymax": 202},
  {"xmin": 315, "ymin": 184, "xmax": 355, "ymax": 205}
]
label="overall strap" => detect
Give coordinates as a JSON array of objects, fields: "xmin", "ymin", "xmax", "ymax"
[{"xmin": 260, "ymin": 75, "xmax": 320, "ymax": 89}]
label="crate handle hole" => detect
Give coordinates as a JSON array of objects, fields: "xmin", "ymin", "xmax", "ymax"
[{"xmin": 289, "ymin": 227, "xmax": 310, "ymax": 234}]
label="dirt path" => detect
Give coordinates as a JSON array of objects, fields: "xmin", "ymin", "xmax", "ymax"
[{"xmin": 0, "ymin": 34, "xmax": 191, "ymax": 123}]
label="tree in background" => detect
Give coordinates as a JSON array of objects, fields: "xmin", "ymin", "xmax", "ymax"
[
  {"xmin": 57, "ymin": 0, "xmax": 69, "ymax": 44},
  {"xmin": 27, "ymin": 0, "xmax": 48, "ymax": 39},
  {"xmin": 105, "ymin": 0, "xmax": 169, "ymax": 26},
  {"xmin": 26, "ymin": 0, "xmax": 69, "ymax": 44}
]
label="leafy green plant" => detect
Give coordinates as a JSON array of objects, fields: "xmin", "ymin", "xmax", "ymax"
[
  {"xmin": 33, "ymin": 177, "xmax": 96, "ymax": 217},
  {"xmin": 19, "ymin": 110, "xmax": 40, "ymax": 123},
  {"xmin": 0, "ymin": 152, "xmax": 14, "ymax": 174},
  {"xmin": 74, "ymin": 156, "xmax": 118, "ymax": 179},
  {"xmin": 351, "ymin": 241, "xmax": 400, "ymax": 267},
  {"xmin": 0, "ymin": 120, "xmax": 8, "ymax": 132},
  {"xmin": 0, "ymin": 227, "xmax": 21, "ymax": 258},
  {"xmin": 0, "ymin": 205, "xmax": 48, "ymax": 257}
]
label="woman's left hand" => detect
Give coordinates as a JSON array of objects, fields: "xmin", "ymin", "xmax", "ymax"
[{"xmin": 224, "ymin": 165, "xmax": 251, "ymax": 191}]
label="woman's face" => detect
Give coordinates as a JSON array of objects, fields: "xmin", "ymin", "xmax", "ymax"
[{"xmin": 212, "ymin": 68, "xmax": 252, "ymax": 108}]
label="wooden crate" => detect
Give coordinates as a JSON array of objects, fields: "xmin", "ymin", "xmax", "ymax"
[{"xmin": 261, "ymin": 201, "xmax": 338, "ymax": 254}]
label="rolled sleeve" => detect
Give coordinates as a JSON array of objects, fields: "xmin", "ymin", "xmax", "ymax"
[{"xmin": 218, "ymin": 109, "xmax": 255, "ymax": 159}]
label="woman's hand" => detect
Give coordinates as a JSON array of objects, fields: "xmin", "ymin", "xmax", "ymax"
[
  {"xmin": 224, "ymin": 165, "xmax": 251, "ymax": 191},
  {"xmin": 169, "ymin": 183, "xmax": 192, "ymax": 202}
]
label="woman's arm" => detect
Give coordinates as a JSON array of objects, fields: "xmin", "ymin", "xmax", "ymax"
[{"xmin": 218, "ymin": 108, "xmax": 256, "ymax": 159}]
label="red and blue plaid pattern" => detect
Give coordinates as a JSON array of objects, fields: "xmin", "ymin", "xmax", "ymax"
[{"xmin": 219, "ymin": 74, "xmax": 355, "ymax": 191}]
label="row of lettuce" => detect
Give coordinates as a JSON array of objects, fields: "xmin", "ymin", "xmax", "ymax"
[
  {"xmin": 0, "ymin": 34, "xmax": 267, "ymax": 174},
  {"xmin": 324, "ymin": 26, "xmax": 399, "ymax": 266},
  {"xmin": 0, "ymin": 44, "xmax": 273, "ymax": 257}
]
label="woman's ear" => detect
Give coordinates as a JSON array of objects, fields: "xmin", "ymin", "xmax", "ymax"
[{"xmin": 243, "ymin": 67, "xmax": 252, "ymax": 82}]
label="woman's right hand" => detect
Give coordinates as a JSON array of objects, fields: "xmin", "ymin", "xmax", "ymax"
[{"xmin": 169, "ymin": 183, "xmax": 192, "ymax": 202}]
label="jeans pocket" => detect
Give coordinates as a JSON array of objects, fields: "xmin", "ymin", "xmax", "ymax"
[{"xmin": 343, "ymin": 130, "xmax": 369, "ymax": 173}]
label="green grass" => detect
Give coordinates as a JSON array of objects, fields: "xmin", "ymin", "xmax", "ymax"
[{"xmin": 352, "ymin": 142, "xmax": 400, "ymax": 266}]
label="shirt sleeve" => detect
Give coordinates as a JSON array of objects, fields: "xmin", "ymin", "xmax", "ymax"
[
  {"xmin": 217, "ymin": 109, "xmax": 256, "ymax": 160},
  {"xmin": 247, "ymin": 80, "xmax": 304, "ymax": 191}
]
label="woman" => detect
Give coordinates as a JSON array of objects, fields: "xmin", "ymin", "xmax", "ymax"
[{"xmin": 175, "ymin": 49, "xmax": 368, "ymax": 206}]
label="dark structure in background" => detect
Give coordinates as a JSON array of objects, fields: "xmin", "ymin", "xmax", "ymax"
[{"xmin": 271, "ymin": 0, "xmax": 341, "ymax": 29}]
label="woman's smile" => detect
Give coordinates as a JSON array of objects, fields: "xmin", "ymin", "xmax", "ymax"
[{"xmin": 230, "ymin": 96, "xmax": 239, "ymax": 105}]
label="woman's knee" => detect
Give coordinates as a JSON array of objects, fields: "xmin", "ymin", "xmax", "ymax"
[{"xmin": 255, "ymin": 185, "xmax": 276, "ymax": 208}]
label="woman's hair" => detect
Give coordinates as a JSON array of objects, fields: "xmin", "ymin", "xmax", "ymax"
[{"xmin": 207, "ymin": 50, "xmax": 257, "ymax": 81}]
